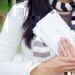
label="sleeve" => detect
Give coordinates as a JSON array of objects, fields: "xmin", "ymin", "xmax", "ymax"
[
  {"xmin": 32, "ymin": 37, "xmax": 57, "ymax": 62},
  {"xmin": 0, "ymin": 2, "xmax": 41, "ymax": 75},
  {"xmin": 0, "ymin": 4, "xmax": 24, "ymax": 62}
]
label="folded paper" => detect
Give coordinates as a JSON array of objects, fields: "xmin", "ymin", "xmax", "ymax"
[{"xmin": 33, "ymin": 9, "xmax": 75, "ymax": 55}]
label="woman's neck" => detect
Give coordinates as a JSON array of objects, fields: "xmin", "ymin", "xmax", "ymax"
[
  {"xmin": 58, "ymin": 0, "xmax": 72, "ymax": 3},
  {"xmin": 57, "ymin": 11, "xmax": 71, "ymax": 15}
]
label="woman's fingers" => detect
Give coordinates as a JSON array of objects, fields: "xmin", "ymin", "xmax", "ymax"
[
  {"xmin": 59, "ymin": 57, "xmax": 75, "ymax": 72},
  {"xmin": 62, "ymin": 66, "xmax": 75, "ymax": 72},
  {"xmin": 61, "ymin": 38, "xmax": 72, "ymax": 56},
  {"xmin": 45, "ymin": 56, "xmax": 75, "ymax": 74},
  {"xmin": 58, "ymin": 41, "xmax": 66, "ymax": 56},
  {"xmin": 58, "ymin": 37, "xmax": 75, "ymax": 72},
  {"xmin": 64, "ymin": 38, "xmax": 75, "ymax": 57},
  {"xmin": 60, "ymin": 57, "xmax": 75, "ymax": 63},
  {"xmin": 58, "ymin": 38, "xmax": 72, "ymax": 57}
]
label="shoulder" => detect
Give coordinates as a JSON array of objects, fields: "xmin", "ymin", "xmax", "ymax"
[{"xmin": 7, "ymin": 1, "xmax": 29, "ymax": 25}]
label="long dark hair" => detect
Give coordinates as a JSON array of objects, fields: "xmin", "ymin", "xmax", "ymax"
[{"xmin": 23, "ymin": 0, "xmax": 52, "ymax": 48}]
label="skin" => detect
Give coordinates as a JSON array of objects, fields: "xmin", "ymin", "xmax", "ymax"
[
  {"xmin": 58, "ymin": 0, "xmax": 72, "ymax": 3},
  {"xmin": 58, "ymin": 38, "xmax": 75, "ymax": 57},
  {"xmin": 31, "ymin": 39, "xmax": 75, "ymax": 75},
  {"xmin": 31, "ymin": 0, "xmax": 75, "ymax": 75}
]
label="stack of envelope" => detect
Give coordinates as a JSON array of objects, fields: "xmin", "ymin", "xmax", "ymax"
[{"xmin": 33, "ymin": 9, "xmax": 75, "ymax": 55}]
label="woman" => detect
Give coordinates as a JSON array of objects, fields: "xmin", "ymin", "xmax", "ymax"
[{"xmin": 0, "ymin": 0, "xmax": 75, "ymax": 75}]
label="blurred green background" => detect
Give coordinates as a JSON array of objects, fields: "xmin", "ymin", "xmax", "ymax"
[
  {"xmin": 0, "ymin": 0, "xmax": 24, "ymax": 32},
  {"xmin": 0, "ymin": 0, "xmax": 24, "ymax": 52},
  {"xmin": 0, "ymin": 0, "xmax": 8, "ymax": 31}
]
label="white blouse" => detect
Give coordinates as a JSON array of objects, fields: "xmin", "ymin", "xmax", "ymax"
[
  {"xmin": 0, "ymin": 1, "xmax": 41, "ymax": 75},
  {"xmin": 0, "ymin": 1, "xmax": 74, "ymax": 75}
]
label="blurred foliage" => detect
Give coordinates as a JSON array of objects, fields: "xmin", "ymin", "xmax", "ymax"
[
  {"xmin": 0, "ymin": 0, "xmax": 24, "ymax": 31},
  {"xmin": 0, "ymin": 0, "xmax": 8, "ymax": 12},
  {"xmin": 0, "ymin": 0, "xmax": 9, "ymax": 31},
  {"xmin": 16, "ymin": 0, "xmax": 24, "ymax": 3},
  {"xmin": 0, "ymin": 0, "xmax": 24, "ymax": 52}
]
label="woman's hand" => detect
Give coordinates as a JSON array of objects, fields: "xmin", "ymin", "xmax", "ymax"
[
  {"xmin": 31, "ymin": 38, "xmax": 75, "ymax": 75},
  {"xmin": 31, "ymin": 56, "xmax": 75, "ymax": 75},
  {"xmin": 58, "ymin": 37, "xmax": 75, "ymax": 74},
  {"xmin": 30, "ymin": 37, "xmax": 75, "ymax": 75},
  {"xmin": 58, "ymin": 37, "xmax": 75, "ymax": 57}
]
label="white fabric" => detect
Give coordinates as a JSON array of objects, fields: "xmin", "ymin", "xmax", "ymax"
[
  {"xmin": 0, "ymin": 1, "xmax": 75, "ymax": 75},
  {"xmin": 72, "ymin": 21, "xmax": 75, "ymax": 25},
  {"xmin": 49, "ymin": 0, "xmax": 74, "ymax": 12},
  {"xmin": 0, "ymin": 1, "xmax": 41, "ymax": 75},
  {"xmin": 72, "ymin": 11, "xmax": 75, "ymax": 16},
  {"xmin": 56, "ymin": 2, "xmax": 62, "ymax": 11},
  {"xmin": 65, "ymin": 3, "xmax": 72, "ymax": 11},
  {"xmin": 49, "ymin": 0, "xmax": 53, "ymax": 5}
]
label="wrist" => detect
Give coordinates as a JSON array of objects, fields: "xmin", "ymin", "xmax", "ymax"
[{"xmin": 30, "ymin": 63, "xmax": 50, "ymax": 75}]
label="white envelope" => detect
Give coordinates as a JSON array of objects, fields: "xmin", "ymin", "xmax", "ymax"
[{"xmin": 33, "ymin": 9, "xmax": 75, "ymax": 55}]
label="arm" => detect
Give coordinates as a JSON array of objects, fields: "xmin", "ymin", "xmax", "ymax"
[
  {"xmin": 30, "ymin": 39, "xmax": 75, "ymax": 75},
  {"xmin": 0, "ymin": 4, "xmax": 24, "ymax": 62},
  {"xmin": 0, "ymin": 2, "xmax": 41, "ymax": 75}
]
